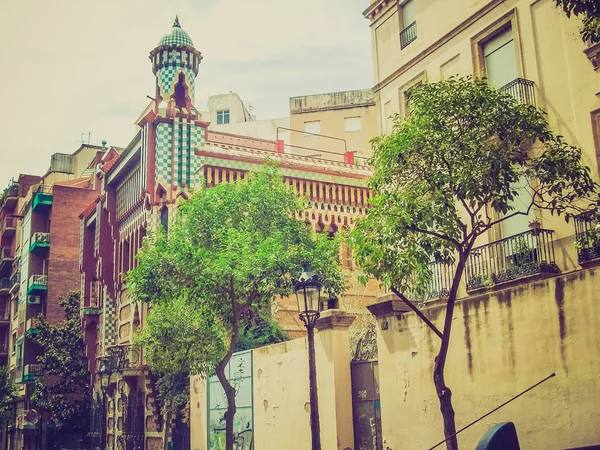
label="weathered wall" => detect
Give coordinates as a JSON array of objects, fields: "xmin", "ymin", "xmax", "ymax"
[
  {"xmin": 372, "ymin": 268, "xmax": 600, "ymax": 449},
  {"xmin": 190, "ymin": 310, "xmax": 356, "ymax": 450}
]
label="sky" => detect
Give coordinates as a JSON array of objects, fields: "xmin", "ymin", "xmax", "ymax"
[{"xmin": 0, "ymin": 0, "xmax": 374, "ymax": 188}]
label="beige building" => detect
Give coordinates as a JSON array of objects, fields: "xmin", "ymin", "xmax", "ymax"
[
  {"xmin": 360, "ymin": 0, "xmax": 600, "ymax": 448},
  {"xmin": 204, "ymin": 92, "xmax": 291, "ymax": 147},
  {"xmin": 290, "ymin": 89, "xmax": 378, "ymax": 162}
]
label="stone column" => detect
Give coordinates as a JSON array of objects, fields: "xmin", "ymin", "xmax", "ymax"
[{"xmin": 315, "ymin": 309, "xmax": 356, "ymax": 450}]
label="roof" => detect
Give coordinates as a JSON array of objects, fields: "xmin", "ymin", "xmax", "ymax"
[{"xmin": 157, "ymin": 17, "xmax": 194, "ymax": 48}]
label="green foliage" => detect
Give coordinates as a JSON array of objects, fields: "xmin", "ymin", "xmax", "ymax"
[
  {"xmin": 0, "ymin": 366, "xmax": 17, "ymax": 420},
  {"xmin": 350, "ymin": 76, "xmax": 598, "ymax": 297},
  {"xmin": 128, "ymin": 163, "xmax": 344, "ymax": 448},
  {"xmin": 575, "ymin": 224, "xmax": 600, "ymax": 249},
  {"xmin": 235, "ymin": 307, "xmax": 288, "ymax": 352},
  {"xmin": 31, "ymin": 291, "xmax": 91, "ymax": 432},
  {"xmin": 554, "ymin": 0, "xmax": 600, "ymax": 42}
]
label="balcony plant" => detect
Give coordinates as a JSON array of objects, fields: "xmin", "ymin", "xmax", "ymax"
[{"xmin": 575, "ymin": 224, "xmax": 600, "ymax": 252}]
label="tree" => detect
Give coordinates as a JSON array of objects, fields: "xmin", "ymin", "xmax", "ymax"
[
  {"xmin": 134, "ymin": 297, "xmax": 222, "ymax": 450},
  {"xmin": 32, "ymin": 291, "xmax": 91, "ymax": 436},
  {"xmin": 554, "ymin": 0, "xmax": 600, "ymax": 43},
  {"xmin": 350, "ymin": 76, "xmax": 598, "ymax": 450},
  {"xmin": 0, "ymin": 366, "xmax": 17, "ymax": 420},
  {"xmin": 128, "ymin": 164, "xmax": 344, "ymax": 450}
]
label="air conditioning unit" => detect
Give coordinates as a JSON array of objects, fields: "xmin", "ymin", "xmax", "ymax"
[{"xmin": 27, "ymin": 295, "xmax": 41, "ymax": 305}]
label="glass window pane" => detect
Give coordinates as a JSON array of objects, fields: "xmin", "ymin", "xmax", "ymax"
[
  {"xmin": 403, "ymin": 0, "xmax": 416, "ymax": 28},
  {"xmin": 483, "ymin": 28, "xmax": 517, "ymax": 89},
  {"xmin": 345, "ymin": 117, "xmax": 361, "ymax": 132}
]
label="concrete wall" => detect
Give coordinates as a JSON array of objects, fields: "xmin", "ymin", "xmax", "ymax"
[
  {"xmin": 190, "ymin": 310, "xmax": 356, "ymax": 450},
  {"xmin": 370, "ymin": 267, "xmax": 600, "ymax": 450}
]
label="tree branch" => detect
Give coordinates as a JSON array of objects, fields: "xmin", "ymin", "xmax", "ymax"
[
  {"xmin": 390, "ymin": 287, "xmax": 443, "ymax": 339},
  {"xmin": 408, "ymin": 225, "xmax": 461, "ymax": 249}
]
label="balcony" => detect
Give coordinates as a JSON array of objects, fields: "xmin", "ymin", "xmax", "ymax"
[
  {"xmin": 400, "ymin": 21, "xmax": 417, "ymax": 49},
  {"xmin": 26, "ymin": 318, "xmax": 40, "ymax": 335},
  {"xmin": 466, "ymin": 229, "xmax": 560, "ymax": 291},
  {"xmin": 9, "ymin": 271, "xmax": 20, "ymax": 295},
  {"xmin": 1, "ymin": 182, "xmax": 18, "ymax": 210},
  {"xmin": 27, "ymin": 274, "xmax": 48, "ymax": 295},
  {"xmin": 1, "ymin": 215, "xmax": 17, "ymax": 238},
  {"xmin": 408, "ymin": 261, "xmax": 455, "ymax": 303},
  {"xmin": 32, "ymin": 187, "xmax": 52, "ymax": 212},
  {"xmin": 23, "ymin": 364, "xmax": 43, "ymax": 382},
  {"xmin": 574, "ymin": 210, "xmax": 600, "ymax": 264},
  {"xmin": 0, "ymin": 246, "xmax": 13, "ymax": 271},
  {"xmin": 0, "ymin": 278, "xmax": 9, "ymax": 294},
  {"xmin": 498, "ymin": 78, "xmax": 536, "ymax": 106},
  {"xmin": 29, "ymin": 232, "xmax": 50, "ymax": 254},
  {"xmin": 107, "ymin": 344, "xmax": 145, "ymax": 376}
]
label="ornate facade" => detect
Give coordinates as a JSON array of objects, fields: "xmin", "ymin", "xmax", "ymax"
[{"xmin": 79, "ymin": 18, "xmax": 377, "ymax": 449}]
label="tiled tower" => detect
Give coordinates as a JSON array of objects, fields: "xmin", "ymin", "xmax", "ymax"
[{"xmin": 146, "ymin": 17, "xmax": 205, "ymax": 192}]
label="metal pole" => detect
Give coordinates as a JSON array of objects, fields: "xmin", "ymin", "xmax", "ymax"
[
  {"xmin": 306, "ymin": 323, "xmax": 322, "ymax": 450},
  {"xmin": 101, "ymin": 390, "xmax": 107, "ymax": 450}
]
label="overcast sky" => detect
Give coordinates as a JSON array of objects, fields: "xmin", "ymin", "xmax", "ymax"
[{"xmin": 0, "ymin": 0, "xmax": 373, "ymax": 188}]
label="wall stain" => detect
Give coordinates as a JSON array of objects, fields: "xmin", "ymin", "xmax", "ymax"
[
  {"xmin": 462, "ymin": 301, "xmax": 473, "ymax": 376},
  {"xmin": 554, "ymin": 277, "xmax": 568, "ymax": 375},
  {"xmin": 497, "ymin": 290, "xmax": 516, "ymax": 371}
]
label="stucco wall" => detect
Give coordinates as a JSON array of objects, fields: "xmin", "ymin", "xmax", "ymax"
[
  {"xmin": 372, "ymin": 267, "xmax": 600, "ymax": 449},
  {"xmin": 190, "ymin": 310, "xmax": 356, "ymax": 450}
]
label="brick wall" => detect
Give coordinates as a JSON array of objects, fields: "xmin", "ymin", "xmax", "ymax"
[{"xmin": 46, "ymin": 185, "xmax": 98, "ymax": 324}]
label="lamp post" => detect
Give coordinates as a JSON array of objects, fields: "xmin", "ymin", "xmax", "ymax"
[{"xmin": 292, "ymin": 262, "xmax": 323, "ymax": 450}]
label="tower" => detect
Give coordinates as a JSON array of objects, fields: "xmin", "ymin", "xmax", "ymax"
[
  {"xmin": 149, "ymin": 16, "xmax": 202, "ymax": 114},
  {"xmin": 142, "ymin": 17, "xmax": 206, "ymax": 195}
]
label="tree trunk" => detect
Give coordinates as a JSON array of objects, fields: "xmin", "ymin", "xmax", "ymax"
[
  {"xmin": 216, "ymin": 350, "xmax": 237, "ymax": 450},
  {"xmin": 216, "ymin": 281, "xmax": 241, "ymax": 450},
  {"xmin": 433, "ymin": 252, "xmax": 469, "ymax": 450}
]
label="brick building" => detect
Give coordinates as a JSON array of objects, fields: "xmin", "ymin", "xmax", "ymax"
[
  {"xmin": 78, "ymin": 18, "xmax": 379, "ymax": 449},
  {"xmin": 2, "ymin": 144, "xmax": 114, "ymax": 449}
]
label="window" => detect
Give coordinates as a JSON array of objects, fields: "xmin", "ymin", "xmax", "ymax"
[
  {"xmin": 217, "ymin": 110, "xmax": 230, "ymax": 125},
  {"xmin": 304, "ymin": 121, "xmax": 321, "ymax": 136},
  {"xmin": 482, "ymin": 27, "xmax": 517, "ymax": 89},
  {"xmin": 400, "ymin": 0, "xmax": 417, "ymax": 48},
  {"xmin": 344, "ymin": 117, "xmax": 361, "ymax": 133},
  {"xmin": 592, "ymin": 109, "xmax": 600, "ymax": 175},
  {"xmin": 399, "ymin": 72, "xmax": 427, "ymax": 118},
  {"xmin": 160, "ymin": 208, "xmax": 169, "ymax": 233}
]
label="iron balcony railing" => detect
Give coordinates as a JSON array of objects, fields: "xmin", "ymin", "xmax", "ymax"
[
  {"xmin": 409, "ymin": 261, "xmax": 455, "ymax": 302},
  {"xmin": 0, "ymin": 278, "xmax": 9, "ymax": 291},
  {"xmin": 23, "ymin": 364, "xmax": 43, "ymax": 379},
  {"xmin": 9, "ymin": 271, "xmax": 20, "ymax": 290},
  {"xmin": 31, "ymin": 232, "xmax": 50, "ymax": 245},
  {"xmin": 466, "ymin": 229, "xmax": 559, "ymax": 291},
  {"xmin": 107, "ymin": 344, "xmax": 143, "ymax": 371},
  {"xmin": 573, "ymin": 210, "xmax": 600, "ymax": 264},
  {"xmin": 29, "ymin": 274, "xmax": 48, "ymax": 287},
  {"xmin": 400, "ymin": 21, "xmax": 417, "ymax": 49},
  {"xmin": 498, "ymin": 78, "xmax": 536, "ymax": 106}
]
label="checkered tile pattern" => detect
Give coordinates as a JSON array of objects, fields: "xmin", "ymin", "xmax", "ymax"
[
  {"xmin": 190, "ymin": 125, "xmax": 205, "ymax": 187},
  {"xmin": 157, "ymin": 64, "xmax": 196, "ymax": 102},
  {"xmin": 103, "ymin": 289, "xmax": 116, "ymax": 347},
  {"xmin": 158, "ymin": 27, "xmax": 194, "ymax": 47},
  {"xmin": 155, "ymin": 123, "xmax": 173, "ymax": 185}
]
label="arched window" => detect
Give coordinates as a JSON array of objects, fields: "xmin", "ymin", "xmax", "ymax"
[{"xmin": 173, "ymin": 72, "xmax": 188, "ymax": 108}]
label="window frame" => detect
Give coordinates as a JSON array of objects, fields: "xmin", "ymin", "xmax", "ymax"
[{"xmin": 216, "ymin": 109, "xmax": 230, "ymax": 125}]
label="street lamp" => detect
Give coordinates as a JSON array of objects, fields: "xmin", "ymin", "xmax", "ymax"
[{"xmin": 292, "ymin": 262, "xmax": 323, "ymax": 450}]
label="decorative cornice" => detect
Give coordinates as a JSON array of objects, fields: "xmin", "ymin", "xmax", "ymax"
[
  {"xmin": 366, "ymin": 295, "xmax": 412, "ymax": 318},
  {"xmin": 363, "ymin": 0, "xmax": 395, "ymax": 23}
]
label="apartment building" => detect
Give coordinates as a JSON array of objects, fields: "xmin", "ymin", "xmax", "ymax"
[
  {"xmin": 361, "ymin": 1, "xmax": 600, "ymax": 448},
  {"xmin": 1, "ymin": 144, "xmax": 109, "ymax": 449}
]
